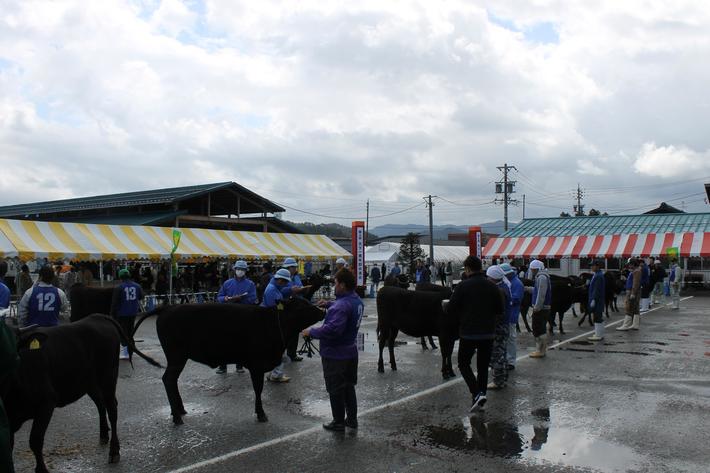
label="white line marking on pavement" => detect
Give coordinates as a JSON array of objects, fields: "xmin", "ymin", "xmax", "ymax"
[{"xmin": 168, "ymin": 296, "xmax": 694, "ymax": 472}]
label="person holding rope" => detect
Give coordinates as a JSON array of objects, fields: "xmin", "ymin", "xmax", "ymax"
[
  {"xmin": 303, "ymin": 268, "xmax": 363, "ymax": 431},
  {"xmin": 215, "ymin": 260, "xmax": 257, "ymax": 374}
]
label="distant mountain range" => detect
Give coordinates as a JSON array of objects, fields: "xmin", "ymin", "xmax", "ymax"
[{"xmin": 369, "ymin": 221, "xmax": 514, "ymax": 238}]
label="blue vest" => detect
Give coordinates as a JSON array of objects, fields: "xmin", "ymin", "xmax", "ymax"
[
  {"xmin": 117, "ymin": 281, "xmax": 142, "ymax": 317},
  {"xmin": 532, "ymin": 273, "xmax": 552, "ymax": 307},
  {"xmin": 27, "ymin": 285, "xmax": 61, "ymax": 327},
  {"xmin": 625, "ymin": 272, "xmax": 634, "ymax": 290}
]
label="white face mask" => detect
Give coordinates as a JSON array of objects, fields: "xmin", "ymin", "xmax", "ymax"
[{"xmin": 235, "ymin": 270, "xmax": 245, "ymax": 278}]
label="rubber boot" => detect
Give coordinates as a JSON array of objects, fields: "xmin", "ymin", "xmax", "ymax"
[
  {"xmin": 540, "ymin": 337, "xmax": 548, "ymax": 357},
  {"xmin": 530, "ymin": 337, "xmax": 545, "ymax": 358},
  {"xmin": 588, "ymin": 323, "xmax": 604, "ymax": 341},
  {"xmin": 616, "ymin": 315, "xmax": 633, "ymax": 331},
  {"xmin": 640, "ymin": 298, "xmax": 650, "ymax": 312},
  {"xmin": 630, "ymin": 314, "xmax": 640, "ymax": 330}
]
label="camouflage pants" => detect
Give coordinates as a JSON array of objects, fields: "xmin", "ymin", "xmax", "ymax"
[{"xmin": 490, "ymin": 322, "xmax": 510, "ymax": 385}]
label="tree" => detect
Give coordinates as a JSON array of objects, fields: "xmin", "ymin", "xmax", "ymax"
[
  {"xmin": 559, "ymin": 212, "xmax": 571, "ymax": 218},
  {"xmin": 398, "ymin": 232, "xmax": 425, "ymax": 277},
  {"xmin": 588, "ymin": 208, "xmax": 601, "ymax": 216}
]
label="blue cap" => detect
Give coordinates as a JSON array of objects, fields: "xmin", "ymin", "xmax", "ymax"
[
  {"xmin": 282, "ymin": 257, "xmax": 298, "ymax": 268},
  {"xmin": 499, "ymin": 263, "xmax": 515, "ymax": 274},
  {"xmin": 233, "ymin": 260, "xmax": 248, "ymax": 270},
  {"xmin": 274, "ymin": 268, "xmax": 291, "ymax": 281}
]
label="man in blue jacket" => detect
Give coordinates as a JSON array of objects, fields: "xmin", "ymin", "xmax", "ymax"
[
  {"xmin": 262, "ymin": 269, "xmax": 293, "ymax": 382},
  {"xmin": 0, "ymin": 262, "xmax": 10, "ymax": 311},
  {"xmin": 216, "ymin": 260, "xmax": 257, "ymax": 374},
  {"xmin": 587, "ymin": 260, "xmax": 606, "ymax": 341},
  {"xmin": 303, "ymin": 268, "xmax": 363, "ymax": 431},
  {"xmin": 501, "ymin": 263, "xmax": 523, "ymax": 370},
  {"xmin": 280, "ymin": 257, "xmax": 311, "ymax": 362}
]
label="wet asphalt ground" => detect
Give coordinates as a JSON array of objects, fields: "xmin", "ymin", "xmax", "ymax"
[{"xmin": 12, "ymin": 294, "xmax": 710, "ymax": 473}]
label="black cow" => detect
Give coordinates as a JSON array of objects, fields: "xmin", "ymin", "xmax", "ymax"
[
  {"xmin": 604, "ymin": 271, "xmax": 623, "ymax": 315},
  {"xmin": 382, "ymin": 276, "xmax": 439, "ymax": 349},
  {"xmin": 414, "ymin": 282, "xmax": 454, "ymax": 350},
  {"xmin": 376, "ymin": 286, "xmax": 457, "ymax": 379},
  {"xmin": 69, "ymin": 284, "xmax": 114, "ymax": 322},
  {"xmin": 2, "ymin": 315, "xmax": 160, "ymax": 473},
  {"xmin": 131, "ymin": 298, "xmax": 323, "ymax": 424}
]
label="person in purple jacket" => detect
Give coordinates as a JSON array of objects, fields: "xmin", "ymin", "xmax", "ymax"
[{"xmin": 302, "ymin": 268, "xmax": 363, "ymax": 432}]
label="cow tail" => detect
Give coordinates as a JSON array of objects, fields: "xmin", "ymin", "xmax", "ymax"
[
  {"xmin": 103, "ymin": 315, "xmax": 163, "ymax": 368},
  {"xmin": 131, "ymin": 306, "xmax": 164, "ymax": 338}
]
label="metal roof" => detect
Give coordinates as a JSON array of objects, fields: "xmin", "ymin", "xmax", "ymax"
[
  {"xmin": 501, "ymin": 212, "xmax": 710, "ymax": 238},
  {"xmin": 0, "ymin": 182, "xmax": 284, "ymax": 217}
]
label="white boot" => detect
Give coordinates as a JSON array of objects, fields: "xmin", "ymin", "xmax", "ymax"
[
  {"xmin": 119, "ymin": 345, "xmax": 129, "ymax": 360},
  {"xmin": 530, "ymin": 337, "xmax": 545, "ymax": 358},
  {"xmin": 616, "ymin": 316, "xmax": 633, "ymax": 331},
  {"xmin": 640, "ymin": 298, "xmax": 650, "ymax": 312},
  {"xmin": 588, "ymin": 323, "xmax": 605, "ymax": 341},
  {"xmin": 630, "ymin": 314, "xmax": 640, "ymax": 330}
]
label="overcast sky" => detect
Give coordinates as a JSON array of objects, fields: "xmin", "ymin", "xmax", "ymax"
[{"xmin": 1, "ymin": 0, "xmax": 710, "ymax": 227}]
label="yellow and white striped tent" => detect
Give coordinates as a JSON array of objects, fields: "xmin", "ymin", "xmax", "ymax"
[{"xmin": 0, "ymin": 218, "xmax": 350, "ymax": 262}]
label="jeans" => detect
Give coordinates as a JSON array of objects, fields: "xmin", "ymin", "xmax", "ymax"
[
  {"xmin": 457, "ymin": 338, "xmax": 494, "ymax": 396},
  {"xmin": 652, "ymin": 282, "xmax": 664, "ymax": 303},
  {"xmin": 506, "ymin": 323, "xmax": 517, "ymax": 366},
  {"xmin": 322, "ymin": 358, "xmax": 358, "ymax": 423},
  {"xmin": 490, "ymin": 323, "xmax": 509, "ymax": 385}
]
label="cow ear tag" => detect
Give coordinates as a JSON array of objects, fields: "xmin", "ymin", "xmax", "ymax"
[
  {"xmin": 277, "ymin": 303, "xmax": 284, "ymax": 311},
  {"xmin": 29, "ymin": 339, "xmax": 41, "ymax": 350}
]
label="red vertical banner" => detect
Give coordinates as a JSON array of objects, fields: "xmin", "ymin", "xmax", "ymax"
[
  {"xmin": 468, "ymin": 226, "xmax": 482, "ymax": 259},
  {"xmin": 352, "ymin": 221, "xmax": 366, "ymax": 287}
]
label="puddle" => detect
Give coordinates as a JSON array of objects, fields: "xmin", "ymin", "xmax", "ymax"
[
  {"xmin": 422, "ymin": 414, "xmax": 642, "ymax": 472},
  {"xmin": 288, "ymin": 397, "xmax": 332, "ymax": 417},
  {"xmin": 559, "ymin": 347, "xmax": 651, "ymax": 356}
]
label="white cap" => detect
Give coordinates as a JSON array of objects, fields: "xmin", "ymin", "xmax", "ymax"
[
  {"xmin": 233, "ymin": 260, "xmax": 248, "ymax": 270},
  {"xmin": 530, "ymin": 259, "xmax": 545, "ymax": 270},
  {"xmin": 486, "ymin": 265, "xmax": 506, "ymax": 280},
  {"xmin": 335, "ymin": 257, "xmax": 347, "ymax": 266},
  {"xmin": 654, "ymin": 260, "xmax": 661, "ymax": 264},
  {"xmin": 282, "ymin": 257, "xmax": 298, "ymax": 268},
  {"xmin": 274, "ymin": 268, "xmax": 291, "ymax": 281}
]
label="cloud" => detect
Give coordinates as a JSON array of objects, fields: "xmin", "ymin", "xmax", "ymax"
[
  {"xmin": 633, "ymin": 142, "xmax": 710, "ymax": 178},
  {"xmin": 1, "ymin": 0, "xmax": 709, "ymax": 226}
]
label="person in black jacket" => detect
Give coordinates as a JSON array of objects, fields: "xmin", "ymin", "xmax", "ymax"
[{"xmin": 446, "ymin": 256, "xmax": 505, "ymax": 412}]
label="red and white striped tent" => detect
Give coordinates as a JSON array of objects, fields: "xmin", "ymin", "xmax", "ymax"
[{"xmin": 484, "ymin": 232, "xmax": 710, "ymax": 259}]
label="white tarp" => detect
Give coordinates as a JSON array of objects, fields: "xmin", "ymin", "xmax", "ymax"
[{"xmin": 365, "ymin": 242, "xmax": 469, "ymax": 265}]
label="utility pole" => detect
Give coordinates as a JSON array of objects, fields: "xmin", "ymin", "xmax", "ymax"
[
  {"xmin": 424, "ymin": 195, "xmax": 435, "ymax": 265},
  {"xmin": 522, "ymin": 194, "xmax": 526, "ymax": 220},
  {"xmin": 573, "ymin": 184, "xmax": 585, "ymax": 216},
  {"xmin": 365, "ymin": 199, "xmax": 370, "ymax": 247},
  {"xmin": 495, "ymin": 163, "xmax": 518, "ymax": 231}
]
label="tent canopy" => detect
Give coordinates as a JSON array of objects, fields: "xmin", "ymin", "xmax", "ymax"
[
  {"xmin": 365, "ymin": 242, "xmax": 470, "ymax": 265},
  {"xmin": 484, "ymin": 232, "xmax": 710, "ymax": 259},
  {"xmin": 0, "ymin": 218, "xmax": 350, "ymax": 262}
]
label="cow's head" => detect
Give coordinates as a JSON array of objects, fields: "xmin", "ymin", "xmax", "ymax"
[
  {"xmin": 279, "ymin": 297, "xmax": 324, "ymax": 336},
  {"xmin": 0, "ymin": 330, "xmax": 53, "ymax": 430}
]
